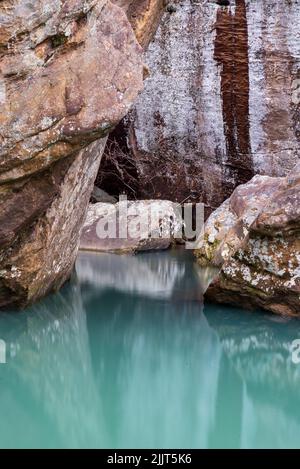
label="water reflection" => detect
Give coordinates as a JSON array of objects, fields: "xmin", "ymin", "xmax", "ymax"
[
  {"xmin": 0, "ymin": 251, "xmax": 300, "ymax": 448},
  {"xmin": 205, "ymin": 304, "xmax": 300, "ymax": 448},
  {"xmin": 0, "ymin": 282, "xmax": 108, "ymax": 448},
  {"xmin": 76, "ymin": 249, "xmax": 213, "ymax": 301}
]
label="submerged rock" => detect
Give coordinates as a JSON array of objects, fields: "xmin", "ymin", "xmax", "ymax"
[
  {"xmin": 0, "ymin": 0, "xmax": 144, "ymax": 308},
  {"xmin": 203, "ymin": 163, "xmax": 300, "ymax": 317},
  {"xmin": 79, "ymin": 200, "xmax": 183, "ymax": 253}
]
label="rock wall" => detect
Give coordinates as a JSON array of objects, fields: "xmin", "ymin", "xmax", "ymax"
[
  {"xmin": 0, "ymin": 0, "xmax": 144, "ymax": 308},
  {"xmin": 101, "ymin": 0, "xmax": 299, "ymax": 213}
]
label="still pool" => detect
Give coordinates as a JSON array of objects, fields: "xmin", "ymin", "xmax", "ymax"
[{"xmin": 0, "ymin": 249, "xmax": 300, "ymax": 449}]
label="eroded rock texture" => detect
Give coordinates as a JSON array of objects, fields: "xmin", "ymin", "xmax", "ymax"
[
  {"xmin": 80, "ymin": 199, "xmax": 183, "ymax": 253},
  {"xmin": 0, "ymin": 0, "xmax": 144, "ymax": 308},
  {"xmin": 112, "ymin": 0, "xmax": 165, "ymax": 47},
  {"xmin": 204, "ymin": 163, "xmax": 300, "ymax": 316},
  {"xmin": 96, "ymin": 0, "xmax": 165, "ymax": 198},
  {"xmin": 100, "ymin": 0, "xmax": 300, "ymax": 213},
  {"xmin": 194, "ymin": 175, "xmax": 284, "ymax": 267}
]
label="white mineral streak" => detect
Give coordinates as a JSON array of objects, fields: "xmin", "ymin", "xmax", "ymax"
[
  {"xmin": 133, "ymin": 0, "xmax": 299, "ymax": 198},
  {"xmin": 247, "ymin": 0, "xmax": 300, "ymax": 175},
  {"xmin": 196, "ymin": 2, "xmax": 227, "ymax": 162},
  {"xmin": 134, "ymin": 1, "xmax": 198, "ymax": 153},
  {"xmin": 134, "ymin": 1, "xmax": 227, "ymax": 157}
]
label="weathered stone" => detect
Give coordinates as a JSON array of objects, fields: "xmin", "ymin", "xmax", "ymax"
[
  {"xmin": 100, "ymin": 0, "xmax": 300, "ymax": 213},
  {"xmin": 95, "ymin": 0, "xmax": 165, "ymax": 198},
  {"xmin": 0, "ymin": 0, "xmax": 144, "ymax": 308},
  {"xmin": 205, "ymin": 163, "xmax": 300, "ymax": 317},
  {"xmin": 0, "ymin": 140, "xmax": 107, "ymax": 308},
  {"xmin": 194, "ymin": 175, "xmax": 284, "ymax": 267},
  {"xmin": 112, "ymin": 0, "xmax": 165, "ymax": 47},
  {"xmin": 79, "ymin": 199, "xmax": 183, "ymax": 253},
  {"xmin": 0, "ymin": 0, "xmax": 143, "ymax": 182}
]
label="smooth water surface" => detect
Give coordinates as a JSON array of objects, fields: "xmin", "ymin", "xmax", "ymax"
[{"xmin": 1, "ymin": 250, "xmax": 300, "ymax": 449}]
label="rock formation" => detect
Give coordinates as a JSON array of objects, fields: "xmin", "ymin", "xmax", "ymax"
[
  {"xmin": 77, "ymin": 250, "xmax": 187, "ymax": 300},
  {"xmin": 201, "ymin": 162, "xmax": 300, "ymax": 316},
  {"xmin": 96, "ymin": 0, "xmax": 165, "ymax": 198},
  {"xmin": 1, "ymin": 0, "xmax": 299, "ymax": 312},
  {"xmin": 0, "ymin": 279, "xmax": 103, "ymax": 447},
  {"xmin": 79, "ymin": 199, "xmax": 183, "ymax": 253},
  {"xmin": 0, "ymin": 0, "xmax": 144, "ymax": 308},
  {"xmin": 99, "ymin": 0, "xmax": 299, "ymax": 214},
  {"xmin": 195, "ymin": 175, "xmax": 284, "ymax": 267}
]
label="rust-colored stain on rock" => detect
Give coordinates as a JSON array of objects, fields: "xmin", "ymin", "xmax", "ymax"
[
  {"xmin": 214, "ymin": 0, "xmax": 254, "ymax": 197},
  {"xmin": 101, "ymin": 0, "xmax": 299, "ymax": 214}
]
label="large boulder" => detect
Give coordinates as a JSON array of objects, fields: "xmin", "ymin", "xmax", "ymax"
[
  {"xmin": 194, "ymin": 175, "xmax": 284, "ymax": 267},
  {"xmin": 99, "ymin": 0, "xmax": 300, "ymax": 213},
  {"xmin": 204, "ymin": 163, "xmax": 300, "ymax": 317},
  {"xmin": 79, "ymin": 199, "xmax": 183, "ymax": 253},
  {"xmin": 0, "ymin": 0, "xmax": 144, "ymax": 308},
  {"xmin": 0, "ymin": 0, "xmax": 143, "ymax": 182}
]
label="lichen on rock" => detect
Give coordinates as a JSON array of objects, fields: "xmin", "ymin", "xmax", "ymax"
[
  {"xmin": 204, "ymin": 163, "xmax": 300, "ymax": 317},
  {"xmin": 194, "ymin": 175, "xmax": 284, "ymax": 267}
]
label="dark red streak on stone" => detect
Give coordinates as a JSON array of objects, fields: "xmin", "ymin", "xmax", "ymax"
[{"xmin": 214, "ymin": 0, "xmax": 254, "ymax": 194}]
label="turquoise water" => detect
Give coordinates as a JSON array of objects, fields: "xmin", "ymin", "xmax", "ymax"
[{"xmin": 1, "ymin": 249, "xmax": 300, "ymax": 449}]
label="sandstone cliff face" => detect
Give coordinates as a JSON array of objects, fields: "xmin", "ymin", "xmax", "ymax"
[
  {"xmin": 204, "ymin": 163, "xmax": 300, "ymax": 316},
  {"xmin": 0, "ymin": 0, "xmax": 143, "ymax": 308},
  {"xmin": 101, "ymin": 0, "xmax": 299, "ymax": 212}
]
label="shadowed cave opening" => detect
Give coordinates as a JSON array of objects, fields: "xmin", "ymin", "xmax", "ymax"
[{"xmin": 94, "ymin": 123, "xmax": 140, "ymax": 201}]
